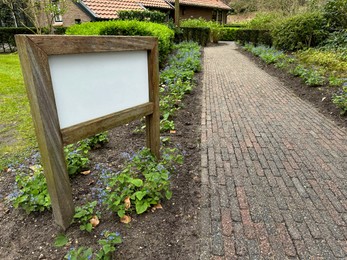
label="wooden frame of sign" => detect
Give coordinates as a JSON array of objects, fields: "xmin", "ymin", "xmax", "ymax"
[{"xmin": 15, "ymin": 35, "xmax": 160, "ymax": 230}]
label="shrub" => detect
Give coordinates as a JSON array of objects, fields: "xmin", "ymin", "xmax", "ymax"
[
  {"xmin": 247, "ymin": 12, "xmax": 283, "ymax": 30},
  {"xmin": 181, "ymin": 18, "xmax": 222, "ymax": 42},
  {"xmin": 272, "ymin": 12, "xmax": 328, "ymax": 50},
  {"xmin": 323, "ymin": 0, "xmax": 347, "ymax": 30},
  {"xmin": 220, "ymin": 27, "xmax": 239, "ymax": 41},
  {"xmin": 66, "ymin": 21, "xmax": 174, "ymax": 65},
  {"xmin": 175, "ymin": 27, "xmax": 210, "ymax": 46},
  {"xmin": 236, "ymin": 29, "xmax": 272, "ymax": 46},
  {"xmin": 118, "ymin": 10, "xmax": 167, "ymax": 23}
]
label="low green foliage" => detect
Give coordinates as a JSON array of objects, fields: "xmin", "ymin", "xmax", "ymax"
[
  {"xmin": 291, "ymin": 65, "xmax": 325, "ymax": 86},
  {"xmin": 159, "ymin": 41, "xmax": 201, "ymax": 131},
  {"xmin": 64, "ymin": 143, "xmax": 89, "ymax": 176},
  {"xmin": 65, "ymin": 231, "xmax": 122, "ymax": 260},
  {"xmin": 296, "ymin": 48, "xmax": 347, "ymax": 78},
  {"xmin": 54, "ymin": 234, "xmax": 69, "ymax": 247},
  {"xmin": 65, "ymin": 246, "xmax": 93, "ymax": 260},
  {"xmin": 10, "ymin": 165, "xmax": 51, "ymax": 213},
  {"xmin": 73, "ymin": 201, "xmax": 99, "ymax": 232},
  {"xmin": 272, "ymin": 12, "xmax": 328, "ymax": 50},
  {"xmin": 118, "ymin": 10, "xmax": 167, "ymax": 23},
  {"xmin": 66, "ymin": 20, "xmax": 174, "ymax": 65},
  {"xmin": 102, "ymin": 147, "xmax": 182, "ymax": 218},
  {"xmin": 332, "ymin": 86, "xmax": 347, "ymax": 115}
]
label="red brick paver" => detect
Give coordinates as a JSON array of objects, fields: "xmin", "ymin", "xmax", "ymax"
[{"xmin": 200, "ymin": 42, "xmax": 347, "ymax": 259}]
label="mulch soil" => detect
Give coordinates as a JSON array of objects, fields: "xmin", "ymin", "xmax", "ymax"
[{"xmin": 1, "ymin": 43, "xmax": 346, "ymax": 260}]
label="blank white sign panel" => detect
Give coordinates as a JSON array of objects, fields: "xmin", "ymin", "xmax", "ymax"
[{"xmin": 49, "ymin": 51, "xmax": 149, "ymax": 129}]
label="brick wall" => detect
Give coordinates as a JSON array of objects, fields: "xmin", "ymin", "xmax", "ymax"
[
  {"xmin": 56, "ymin": 1, "xmax": 94, "ymax": 27},
  {"xmin": 180, "ymin": 6, "xmax": 228, "ymax": 24}
]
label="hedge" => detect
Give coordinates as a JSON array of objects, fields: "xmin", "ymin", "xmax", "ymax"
[
  {"xmin": 0, "ymin": 27, "xmax": 35, "ymax": 52},
  {"xmin": 175, "ymin": 27, "xmax": 210, "ymax": 46},
  {"xmin": 235, "ymin": 29, "xmax": 272, "ymax": 46},
  {"xmin": 118, "ymin": 10, "xmax": 167, "ymax": 23},
  {"xmin": 66, "ymin": 20, "xmax": 174, "ymax": 64},
  {"xmin": 220, "ymin": 27, "xmax": 239, "ymax": 41}
]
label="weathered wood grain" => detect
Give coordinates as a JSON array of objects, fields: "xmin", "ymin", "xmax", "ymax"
[
  {"xmin": 61, "ymin": 102, "xmax": 153, "ymax": 145},
  {"xmin": 15, "ymin": 35, "xmax": 74, "ymax": 230}
]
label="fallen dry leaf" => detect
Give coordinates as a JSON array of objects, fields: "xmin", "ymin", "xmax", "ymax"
[
  {"xmin": 90, "ymin": 215, "xmax": 100, "ymax": 228},
  {"xmin": 120, "ymin": 215, "xmax": 131, "ymax": 224},
  {"xmin": 151, "ymin": 203, "xmax": 163, "ymax": 212},
  {"xmin": 169, "ymin": 130, "xmax": 176, "ymax": 134},
  {"xmin": 124, "ymin": 197, "xmax": 131, "ymax": 210},
  {"xmin": 81, "ymin": 170, "xmax": 91, "ymax": 175}
]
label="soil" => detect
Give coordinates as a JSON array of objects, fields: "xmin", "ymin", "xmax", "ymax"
[
  {"xmin": 0, "ymin": 72, "xmax": 202, "ymax": 258},
  {"xmin": 1, "ymin": 43, "xmax": 346, "ymax": 260}
]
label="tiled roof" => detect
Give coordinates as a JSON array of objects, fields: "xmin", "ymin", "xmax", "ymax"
[
  {"xmin": 81, "ymin": 0, "xmax": 173, "ymax": 19},
  {"xmin": 80, "ymin": 0, "xmax": 230, "ymax": 20},
  {"xmin": 82, "ymin": 0, "xmax": 143, "ymax": 19},
  {"xmin": 168, "ymin": 0, "xmax": 231, "ymax": 10}
]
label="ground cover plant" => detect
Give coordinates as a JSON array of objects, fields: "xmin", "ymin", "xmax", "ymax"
[{"xmin": 0, "ymin": 40, "xmax": 202, "ymax": 259}]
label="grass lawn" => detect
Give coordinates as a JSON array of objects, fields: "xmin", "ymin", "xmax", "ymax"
[{"xmin": 0, "ymin": 53, "xmax": 36, "ymax": 170}]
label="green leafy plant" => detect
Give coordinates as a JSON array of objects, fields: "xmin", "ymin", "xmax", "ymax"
[
  {"xmin": 64, "ymin": 246, "xmax": 93, "ymax": 260},
  {"xmin": 102, "ymin": 147, "xmax": 182, "ymax": 218},
  {"xmin": 64, "ymin": 144, "xmax": 89, "ymax": 176},
  {"xmin": 332, "ymin": 86, "xmax": 347, "ymax": 114},
  {"xmin": 73, "ymin": 201, "xmax": 99, "ymax": 232},
  {"xmin": 80, "ymin": 132, "xmax": 109, "ymax": 150},
  {"xmin": 64, "ymin": 231, "xmax": 122, "ymax": 260},
  {"xmin": 11, "ymin": 165, "xmax": 51, "ymax": 213},
  {"xmin": 54, "ymin": 234, "xmax": 69, "ymax": 247},
  {"xmin": 95, "ymin": 231, "xmax": 122, "ymax": 259}
]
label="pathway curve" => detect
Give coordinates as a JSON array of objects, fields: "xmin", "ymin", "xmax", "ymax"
[{"xmin": 200, "ymin": 42, "xmax": 347, "ymax": 259}]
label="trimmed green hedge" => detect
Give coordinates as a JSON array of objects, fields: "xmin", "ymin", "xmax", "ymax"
[
  {"xmin": 235, "ymin": 29, "xmax": 272, "ymax": 46},
  {"xmin": 0, "ymin": 27, "xmax": 36, "ymax": 52},
  {"xmin": 175, "ymin": 27, "xmax": 210, "ymax": 46},
  {"xmin": 66, "ymin": 20, "xmax": 174, "ymax": 64},
  {"xmin": 220, "ymin": 28, "xmax": 239, "ymax": 41},
  {"xmin": 118, "ymin": 10, "xmax": 167, "ymax": 23}
]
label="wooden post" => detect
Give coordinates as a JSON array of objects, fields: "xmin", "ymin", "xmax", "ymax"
[
  {"xmin": 146, "ymin": 41, "xmax": 160, "ymax": 159},
  {"xmin": 175, "ymin": 0, "xmax": 180, "ymax": 27},
  {"xmin": 15, "ymin": 36, "xmax": 74, "ymax": 230}
]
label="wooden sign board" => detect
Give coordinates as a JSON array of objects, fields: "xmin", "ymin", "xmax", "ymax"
[{"xmin": 15, "ymin": 35, "xmax": 160, "ymax": 229}]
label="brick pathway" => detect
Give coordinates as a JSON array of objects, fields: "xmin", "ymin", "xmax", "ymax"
[{"xmin": 200, "ymin": 42, "xmax": 347, "ymax": 259}]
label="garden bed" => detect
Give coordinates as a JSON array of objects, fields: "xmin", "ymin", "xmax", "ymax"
[{"xmin": 0, "ymin": 61, "xmax": 202, "ymax": 260}]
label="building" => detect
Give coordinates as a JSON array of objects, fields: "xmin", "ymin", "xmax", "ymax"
[{"xmin": 56, "ymin": 0, "xmax": 230, "ymax": 26}]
